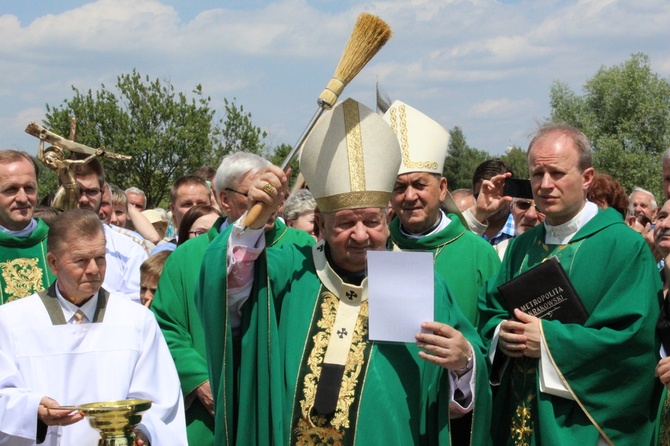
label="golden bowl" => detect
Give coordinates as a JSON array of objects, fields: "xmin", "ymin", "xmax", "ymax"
[{"xmin": 77, "ymin": 399, "xmax": 152, "ymax": 446}]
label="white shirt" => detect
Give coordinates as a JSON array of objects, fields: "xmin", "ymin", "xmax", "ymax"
[
  {"xmin": 53, "ymin": 284, "xmax": 96, "ymax": 324},
  {"xmin": 102, "ymin": 224, "xmax": 148, "ymax": 303}
]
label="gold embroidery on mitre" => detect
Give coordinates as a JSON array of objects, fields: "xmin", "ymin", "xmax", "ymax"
[
  {"xmin": 315, "ymin": 191, "xmax": 391, "ymax": 213},
  {"xmin": 388, "ymin": 104, "xmax": 438, "ymax": 171},
  {"xmin": 294, "ymin": 291, "xmax": 369, "ymax": 444},
  {"xmin": 342, "ymin": 99, "xmax": 365, "ymax": 192},
  {"xmin": 1, "ymin": 258, "xmax": 44, "ymax": 302}
]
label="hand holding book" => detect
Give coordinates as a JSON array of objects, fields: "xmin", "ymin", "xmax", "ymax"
[
  {"xmin": 497, "ymin": 309, "xmax": 541, "ymax": 359},
  {"xmin": 497, "ymin": 256, "xmax": 588, "ymax": 325}
]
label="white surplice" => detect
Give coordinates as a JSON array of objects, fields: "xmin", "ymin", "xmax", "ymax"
[{"xmin": 0, "ymin": 290, "xmax": 186, "ymax": 446}]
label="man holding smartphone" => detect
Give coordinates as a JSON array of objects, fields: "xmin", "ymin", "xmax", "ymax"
[
  {"xmin": 492, "ymin": 197, "xmax": 544, "ymax": 259},
  {"xmin": 462, "ymin": 160, "xmax": 517, "ymax": 245}
]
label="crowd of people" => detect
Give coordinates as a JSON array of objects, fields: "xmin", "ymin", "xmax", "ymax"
[{"xmin": 0, "ymin": 97, "xmax": 669, "ymax": 445}]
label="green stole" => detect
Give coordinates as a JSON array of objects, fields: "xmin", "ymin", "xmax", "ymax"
[
  {"xmin": 151, "ymin": 218, "xmax": 226, "ymax": 446},
  {"xmin": 271, "ymin": 242, "xmax": 493, "ymax": 445},
  {"xmin": 0, "ymin": 218, "xmax": 54, "ymax": 304},
  {"xmin": 289, "ymin": 243, "xmax": 371, "ymax": 444},
  {"xmin": 505, "ymin": 240, "xmax": 583, "ymax": 446}
]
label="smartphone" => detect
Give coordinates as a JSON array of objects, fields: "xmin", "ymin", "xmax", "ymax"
[{"xmin": 503, "ymin": 178, "xmax": 533, "ymax": 199}]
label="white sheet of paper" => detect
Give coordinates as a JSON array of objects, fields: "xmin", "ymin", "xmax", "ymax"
[{"xmin": 367, "ymin": 250, "xmax": 434, "ymax": 343}]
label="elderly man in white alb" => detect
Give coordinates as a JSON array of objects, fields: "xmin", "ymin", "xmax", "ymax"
[{"xmin": 0, "ymin": 209, "xmax": 186, "ymax": 446}]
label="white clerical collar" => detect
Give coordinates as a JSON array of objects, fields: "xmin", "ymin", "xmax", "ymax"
[
  {"xmin": 54, "ymin": 282, "xmax": 99, "ymax": 324},
  {"xmin": 0, "ymin": 218, "xmax": 37, "ymax": 237},
  {"xmin": 543, "ymin": 201, "xmax": 599, "ymax": 245},
  {"xmin": 400, "ymin": 210, "xmax": 451, "ymax": 239}
]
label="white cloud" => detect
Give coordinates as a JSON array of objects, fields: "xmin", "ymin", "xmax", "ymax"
[
  {"xmin": 1, "ymin": 0, "xmax": 669, "ymax": 157},
  {"xmin": 469, "ymin": 98, "xmax": 534, "ymax": 118}
]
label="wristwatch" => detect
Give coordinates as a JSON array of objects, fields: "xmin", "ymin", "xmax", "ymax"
[{"xmin": 454, "ymin": 343, "xmax": 474, "ymax": 375}]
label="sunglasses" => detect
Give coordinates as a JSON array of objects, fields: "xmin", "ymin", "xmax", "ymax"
[{"xmin": 514, "ymin": 200, "xmax": 539, "ymax": 211}]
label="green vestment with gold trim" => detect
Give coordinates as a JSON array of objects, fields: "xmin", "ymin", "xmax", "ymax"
[
  {"xmin": 197, "ymin": 229, "xmax": 492, "ymax": 445},
  {"xmin": 0, "ymin": 218, "xmax": 54, "ymax": 304},
  {"xmin": 154, "ymin": 218, "xmax": 314, "ymax": 446},
  {"xmin": 389, "ymin": 213, "xmax": 501, "ymax": 326},
  {"xmin": 479, "ymin": 207, "xmax": 663, "ymax": 445}
]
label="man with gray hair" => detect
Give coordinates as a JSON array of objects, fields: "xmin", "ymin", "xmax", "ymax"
[
  {"xmin": 125, "ymin": 186, "xmax": 147, "ymax": 211},
  {"xmin": 629, "ymin": 186, "xmax": 658, "ymax": 222},
  {"xmin": 150, "ymin": 151, "xmax": 314, "ymax": 445}
]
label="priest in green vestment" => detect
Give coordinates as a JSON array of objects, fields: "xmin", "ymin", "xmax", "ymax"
[
  {"xmin": 478, "ymin": 123, "xmax": 663, "ymax": 445},
  {"xmin": 151, "ymin": 152, "xmax": 315, "ymax": 446},
  {"xmin": 383, "ymin": 100, "xmax": 500, "ymax": 327},
  {"xmin": 0, "ymin": 150, "xmax": 54, "ymax": 304},
  {"xmin": 384, "ymin": 101, "xmax": 499, "ymax": 446},
  {"xmin": 196, "ymin": 98, "xmax": 492, "ymax": 445}
]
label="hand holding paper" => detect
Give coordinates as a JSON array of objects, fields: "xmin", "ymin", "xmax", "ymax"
[{"xmin": 415, "ymin": 321, "xmax": 471, "ymax": 372}]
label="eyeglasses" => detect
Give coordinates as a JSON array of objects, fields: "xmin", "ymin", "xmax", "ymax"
[
  {"xmin": 514, "ymin": 200, "xmax": 539, "ymax": 211},
  {"xmin": 79, "ymin": 188, "xmax": 101, "ymax": 197},
  {"xmin": 188, "ymin": 229, "xmax": 208, "ymax": 237},
  {"xmin": 225, "ymin": 187, "xmax": 248, "ymax": 197}
]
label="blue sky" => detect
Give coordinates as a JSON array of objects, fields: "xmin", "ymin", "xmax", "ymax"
[{"xmin": 2, "ymin": 0, "xmax": 669, "ymax": 160}]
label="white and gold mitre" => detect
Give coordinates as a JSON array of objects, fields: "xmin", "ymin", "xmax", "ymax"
[
  {"xmin": 300, "ymin": 98, "xmax": 401, "ymax": 213},
  {"xmin": 382, "ymin": 100, "xmax": 450, "ymax": 175}
]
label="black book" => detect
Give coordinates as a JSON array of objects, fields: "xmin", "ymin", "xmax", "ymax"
[{"xmin": 497, "ymin": 256, "xmax": 588, "ymax": 324}]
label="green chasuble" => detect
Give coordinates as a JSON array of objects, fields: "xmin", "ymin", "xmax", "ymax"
[
  {"xmin": 152, "ymin": 217, "xmax": 314, "ymax": 446},
  {"xmin": 0, "ymin": 218, "xmax": 54, "ymax": 304},
  {"xmin": 478, "ymin": 207, "xmax": 663, "ymax": 446},
  {"xmin": 197, "ymin": 233, "xmax": 492, "ymax": 446},
  {"xmin": 389, "ymin": 212, "xmax": 501, "ymax": 326}
]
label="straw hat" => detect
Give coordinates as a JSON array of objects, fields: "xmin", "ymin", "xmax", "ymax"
[{"xmin": 141, "ymin": 209, "xmax": 165, "ymax": 223}]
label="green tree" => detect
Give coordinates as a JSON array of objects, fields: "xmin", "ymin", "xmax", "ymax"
[
  {"xmin": 268, "ymin": 143, "xmax": 300, "ymax": 188},
  {"xmin": 549, "ymin": 53, "xmax": 670, "ymax": 199},
  {"xmin": 501, "ymin": 146, "xmax": 529, "ymax": 179},
  {"xmin": 43, "ymin": 71, "xmax": 269, "ymax": 208},
  {"xmin": 214, "ymin": 98, "xmax": 268, "ymax": 157},
  {"xmin": 443, "ymin": 126, "xmax": 490, "ymax": 190},
  {"xmin": 37, "ymin": 165, "xmax": 58, "ymax": 206}
]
